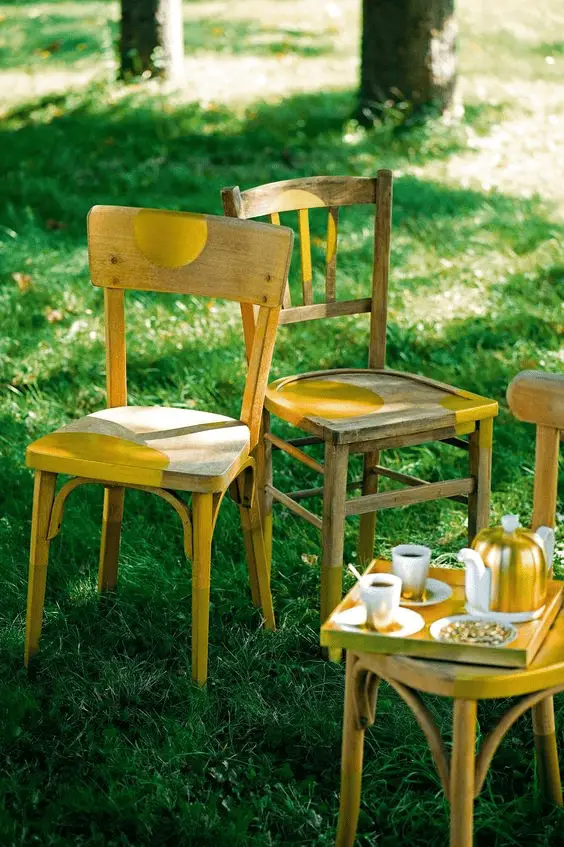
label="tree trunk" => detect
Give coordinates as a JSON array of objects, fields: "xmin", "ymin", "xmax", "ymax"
[
  {"xmin": 119, "ymin": 0, "xmax": 184, "ymax": 81},
  {"xmin": 359, "ymin": 0, "xmax": 456, "ymax": 121}
]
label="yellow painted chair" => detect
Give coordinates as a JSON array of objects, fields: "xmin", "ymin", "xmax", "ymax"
[
  {"xmin": 24, "ymin": 205, "xmax": 293, "ymax": 685},
  {"xmin": 222, "ymin": 174, "xmax": 498, "ymax": 626}
]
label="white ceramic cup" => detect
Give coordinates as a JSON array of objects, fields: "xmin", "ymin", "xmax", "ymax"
[
  {"xmin": 360, "ymin": 573, "xmax": 402, "ymax": 630},
  {"xmin": 391, "ymin": 543, "xmax": 431, "ymax": 602}
]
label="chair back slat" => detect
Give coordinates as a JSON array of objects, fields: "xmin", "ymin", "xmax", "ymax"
[
  {"xmin": 104, "ymin": 288, "xmax": 127, "ymax": 407},
  {"xmin": 325, "ymin": 206, "xmax": 339, "ymax": 302},
  {"xmin": 270, "ymin": 212, "xmax": 281, "ymax": 225},
  {"xmin": 235, "ymin": 176, "xmax": 377, "ymax": 219},
  {"xmin": 88, "ymin": 205, "xmax": 293, "ymax": 449},
  {"xmin": 88, "ymin": 206, "xmax": 292, "ymax": 308},
  {"xmin": 298, "ymin": 209, "xmax": 313, "ymax": 305}
]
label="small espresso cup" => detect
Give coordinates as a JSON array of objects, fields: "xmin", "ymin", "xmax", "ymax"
[
  {"xmin": 360, "ymin": 573, "xmax": 402, "ymax": 630},
  {"xmin": 391, "ymin": 543, "xmax": 431, "ymax": 602}
]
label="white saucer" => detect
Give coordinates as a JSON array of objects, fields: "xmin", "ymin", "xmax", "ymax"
[
  {"xmin": 465, "ymin": 604, "xmax": 544, "ymax": 624},
  {"xmin": 430, "ymin": 614, "xmax": 517, "ymax": 646},
  {"xmin": 400, "ymin": 578, "xmax": 452, "ymax": 608},
  {"xmin": 333, "ymin": 605, "xmax": 425, "ymax": 638}
]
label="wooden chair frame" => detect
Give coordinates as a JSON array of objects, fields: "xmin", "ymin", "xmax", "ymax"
[
  {"xmin": 25, "ymin": 206, "xmax": 293, "ymax": 685},
  {"xmin": 222, "ymin": 174, "xmax": 496, "ymax": 630}
]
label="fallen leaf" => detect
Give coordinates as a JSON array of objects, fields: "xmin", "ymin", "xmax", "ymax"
[
  {"xmin": 45, "ymin": 308, "xmax": 64, "ymax": 323},
  {"xmin": 12, "ymin": 272, "xmax": 32, "ymax": 292},
  {"xmin": 301, "ymin": 553, "xmax": 318, "ymax": 566},
  {"xmin": 46, "ymin": 218, "xmax": 67, "ymax": 231}
]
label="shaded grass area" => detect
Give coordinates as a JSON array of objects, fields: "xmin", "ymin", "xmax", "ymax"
[{"xmin": 1, "ymin": 52, "xmax": 564, "ymax": 847}]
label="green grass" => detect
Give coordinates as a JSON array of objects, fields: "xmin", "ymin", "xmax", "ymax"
[{"xmin": 1, "ymin": 1, "xmax": 564, "ymax": 845}]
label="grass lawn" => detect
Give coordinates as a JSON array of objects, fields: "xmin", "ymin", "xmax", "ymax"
[{"xmin": 0, "ymin": 1, "xmax": 563, "ymax": 844}]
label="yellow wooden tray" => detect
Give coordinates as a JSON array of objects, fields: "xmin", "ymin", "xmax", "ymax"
[{"xmin": 320, "ymin": 560, "xmax": 563, "ymax": 668}]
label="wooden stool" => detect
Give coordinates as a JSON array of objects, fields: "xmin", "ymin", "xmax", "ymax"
[{"xmin": 337, "ymin": 639, "xmax": 564, "ymax": 847}]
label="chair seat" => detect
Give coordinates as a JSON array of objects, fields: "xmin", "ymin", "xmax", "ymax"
[
  {"xmin": 26, "ymin": 406, "xmax": 250, "ymax": 492},
  {"xmin": 356, "ymin": 609, "xmax": 564, "ymax": 701},
  {"xmin": 265, "ymin": 368, "xmax": 498, "ymax": 444}
]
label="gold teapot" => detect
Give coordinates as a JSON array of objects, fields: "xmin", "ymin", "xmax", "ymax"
[{"xmin": 458, "ymin": 515, "xmax": 555, "ymax": 623}]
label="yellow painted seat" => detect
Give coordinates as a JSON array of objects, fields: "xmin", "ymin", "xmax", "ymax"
[
  {"xmin": 23, "ymin": 205, "xmax": 294, "ymax": 685},
  {"xmin": 27, "ymin": 407, "xmax": 250, "ymax": 493},
  {"xmin": 265, "ymin": 368, "xmax": 497, "ymax": 443}
]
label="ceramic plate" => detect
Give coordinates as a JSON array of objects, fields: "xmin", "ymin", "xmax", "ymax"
[
  {"xmin": 429, "ymin": 614, "xmax": 517, "ymax": 647},
  {"xmin": 333, "ymin": 605, "xmax": 425, "ymax": 638},
  {"xmin": 399, "ymin": 578, "xmax": 452, "ymax": 608}
]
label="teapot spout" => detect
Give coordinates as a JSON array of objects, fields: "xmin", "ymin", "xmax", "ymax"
[
  {"xmin": 535, "ymin": 526, "xmax": 555, "ymax": 570},
  {"xmin": 457, "ymin": 547, "xmax": 486, "ymax": 575}
]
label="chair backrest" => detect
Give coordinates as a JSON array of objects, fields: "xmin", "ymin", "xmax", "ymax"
[
  {"xmin": 87, "ymin": 205, "xmax": 293, "ymax": 447},
  {"xmin": 222, "ymin": 172, "xmax": 392, "ymax": 369},
  {"xmin": 507, "ymin": 370, "xmax": 564, "ymax": 534}
]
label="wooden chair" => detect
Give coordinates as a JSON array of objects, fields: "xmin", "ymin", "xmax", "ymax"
[
  {"xmin": 24, "ymin": 205, "xmax": 293, "ymax": 686},
  {"xmin": 336, "ymin": 370, "xmax": 564, "ymax": 847},
  {"xmin": 222, "ymin": 174, "xmax": 498, "ymax": 627}
]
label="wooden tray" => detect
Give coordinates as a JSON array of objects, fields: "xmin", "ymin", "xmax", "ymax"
[{"xmin": 321, "ymin": 560, "xmax": 563, "ymax": 669}]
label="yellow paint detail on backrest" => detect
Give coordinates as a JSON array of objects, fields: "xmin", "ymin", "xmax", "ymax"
[
  {"xmin": 28, "ymin": 432, "xmax": 169, "ymax": 470},
  {"xmin": 134, "ymin": 209, "xmax": 208, "ymax": 269},
  {"xmin": 276, "ymin": 189, "xmax": 326, "ymax": 213},
  {"xmin": 271, "ymin": 378, "xmax": 384, "ymax": 419},
  {"xmin": 440, "ymin": 394, "xmax": 498, "ymax": 424},
  {"xmin": 326, "ymin": 209, "xmax": 338, "ymax": 263}
]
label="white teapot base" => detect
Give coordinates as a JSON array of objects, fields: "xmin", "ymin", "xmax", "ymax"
[{"xmin": 465, "ymin": 604, "xmax": 545, "ymax": 624}]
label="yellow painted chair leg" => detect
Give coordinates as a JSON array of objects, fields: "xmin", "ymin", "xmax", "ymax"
[
  {"xmin": 256, "ymin": 409, "xmax": 273, "ymax": 577},
  {"xmin": 25, "ymin": 470, "xmax": 57, "ymax": 666},
  {"xmin": 98, "ymin": 486, "xmax": 125, "ymax": 592},
  {"xmin": 191, "ymin": 493, "xmax": 213, "ymax": 686},
  {"xmin": 336, "ymin": 654, "xmax": 367, "ymax": 847},
  {"xmin": 450, "ymin": 699, "xmax": 477, "ymax": 847},
  {"xmin": 358, "ymin": 450, "xmax": 379, "ymax": 566},
  {"xmin": 468, "ymin": 418, "xmax": 493, "ymax": 543},
  {"xmin": 533, "ymin": 697, "xmax": 563, "ymax": 805},
  {"xmin": 247, "ymin": 488, "xmax": 275, "ymax": 630}
]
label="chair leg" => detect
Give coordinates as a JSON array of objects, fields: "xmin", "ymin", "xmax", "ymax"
[
  {"xmin": 532, "ymin": 697, "xmax": 563, "ymax": 805},
  {"xmin": 191, "ymin": 493, "xmax": 214, "ymax": 686},
  {"xmin": 358, "ymin": 450, "xmax": 379, "ymax": 566},
  {"xmin": 321, "ymin": 442, "xmax": 349, "ymax": 662},
  {"xmin": 255, "ymin": 409, "xmax": 273, "ymax": 577},
  {"xmin": 468, "ymin": 418, "xmax": 493, "ymax": 543},
  {"xmin": 25, "ymin": 470, "xmax": 57, "ymax": 666},
  {"xmin": 336, "ymin": 654, "xmax": 370, "ymax": 847},
  {"xmin": 450, "ymin": 698, "xmax": 477, "ymax": 847},
  {"xmin": 98, "ymin": 486, "xmax": 125, "ymax": 592},
  {"xmin": 236, "ymin": 471, "xmax": 276, "ymax": 630}
]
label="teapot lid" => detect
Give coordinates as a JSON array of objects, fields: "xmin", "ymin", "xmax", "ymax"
[{"xmin": 501, "ymin": 514, "xmax": 520, "ymax": 533}]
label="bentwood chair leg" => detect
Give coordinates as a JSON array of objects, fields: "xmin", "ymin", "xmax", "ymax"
[
  {"xmin": 358, "ymin": 450, "xmax": 379, "ymax": 566},
  {"xmin": 25, "ymin": 470, "xmax": 57, "ymax": 666},
  {"xmin": 532, "ymin": 697, "xmax": 563, "ymax": 805},
  {"xmin": 98, "ymin": 486, "xmax": 125, "ymax": 591},
  {"xmin": 336, "ymin": 654, "xmax": 366, "ymax": 847},
  {"xmin": 321, "ymin": 443, "xmax": 349, "ymax": 661},
  {"xmin": 468, "ymin": 418, "xmax": 493, "ymax": 543},
  {"xmin": 450, "ymin": 699, "xmax": 477, "ymax": 847},
  {"xmin": 191, "ymin": 493, "xmax": 214, "ymax": 686},
  {"xmin": 256, "ymin": 409, "xmax": 273, "ymax": 577}
]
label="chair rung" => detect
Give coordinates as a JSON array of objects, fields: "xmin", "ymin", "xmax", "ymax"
[
  {"xmin": 345, "ymin": 478, "xmax": 475, "ymax": 516},
  {"xmin": 286, "ymin": 436, "xmax": 323, "ymax": 447},
  {"xmin": 442, "ymin": 437, "xmax": 470, "ymax": 450},
  {"xmin": 266, "ymin": 484, "xmax": 323, "ymax": 529},
  {"xmin": 265, "ymin": 433, "xmax": 324, "ymax": 474},
  {"xmin": 374, "ymin": 465, "xmax": 428, "ymax": 488},
  {"xmin": 288, "ymin": 480, "xmax": 363, "ymax": 501},
  {"xmin": 279, "ymin": 298, "xmax": 372, "ymax": 324}
]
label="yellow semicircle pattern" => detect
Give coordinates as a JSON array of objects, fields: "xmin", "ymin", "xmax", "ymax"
[
  {"xmin": 270, "ymin": 378, "xmax": 384, "ymax": 419},
  {"xmin": 278, "ymin": 189, "xmax": 326, "ymax": 212},
  {"xmin": 134, "ymin": 209, "xmax": 208, "ymax": 269},
  {"xmin": 28, "ymin": 432, "xmax": 169, "ymax": 476}
]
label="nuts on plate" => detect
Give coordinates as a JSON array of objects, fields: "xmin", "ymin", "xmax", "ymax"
[{"xmin": 437, "ymin": 619, "xmax": 514, "ymax": 645}]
